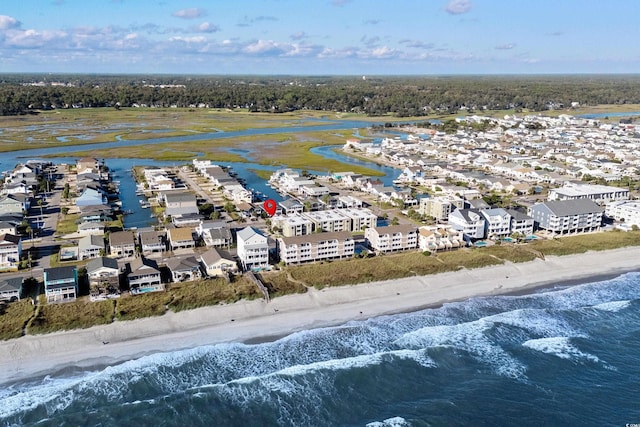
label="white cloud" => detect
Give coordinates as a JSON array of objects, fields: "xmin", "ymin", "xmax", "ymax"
[
  {"xmin": 169, "ymin": 36, "xmax": 207, "ymax": 44},
  {"xmin": 495, "ymin": 43, "xmax": 516, "ymax": 50},
  {"xmin": 290, "ymin": 31, "xmax": 307, "ymax": 41},
  {"xmin": 399, "ymin": 39, "xmax": 435, "ymax": 50},
  {"xmin": 5, "ymin": 29, "xmax": 67, "ymax": 48},
  {"xmin": 172, "ymin": 8, "xmax": 206, "ymax": 19},
  {"xmin": 445, "ymin": 0, "xmax": 472, "ymax": 15},
  {"xmin": 0, "ymin": 15, "xmax": 21, "ymax": 30},
  {"xmin": 195, "ymin": 22, "xmax": 219, "ymax": 33}
]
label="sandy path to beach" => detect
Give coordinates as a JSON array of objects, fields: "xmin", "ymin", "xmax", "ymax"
[{"xmin": 2, "ymin": 247, "xmax": 639, "ymax": 385}]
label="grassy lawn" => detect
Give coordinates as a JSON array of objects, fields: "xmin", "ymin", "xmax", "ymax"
[{"xmin": 56, "ymin": 212, "xmax": 80, "ymax": 235}]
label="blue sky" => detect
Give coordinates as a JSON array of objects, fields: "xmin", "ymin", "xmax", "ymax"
[{"xmin": 1, "ymin": 0, "xmax": 639, "ymax": 75}]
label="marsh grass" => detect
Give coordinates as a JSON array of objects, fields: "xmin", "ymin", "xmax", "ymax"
[{"xmin": 0, "ymin": 300, "xmax": 36, "ymax": 340}]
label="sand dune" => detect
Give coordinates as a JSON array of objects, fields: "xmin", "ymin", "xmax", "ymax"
[{"xmin": 2, "ymin": 247, "xmax": 639, "ymax": 385}]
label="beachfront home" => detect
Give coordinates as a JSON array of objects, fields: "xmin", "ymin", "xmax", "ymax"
[
  {"xmin": 480, "ymin": 208, "xmax": 512, "ymax": 240},
  {"xmin": 606, "ymin": 200, "xmax": 640, "ymax": 228},
  {"xmin": 277, "ymin": 231, "xmax": 355, "ymax": 264},
  {"xmin": 78, "ymin": 234, "xmax": 105, "ymax": 260},
  {"xmin": 0, "ymin": 234, "xmax": 22, "ymax": 272},
  {"xmin": 200, "ymin": 248, "xmax": 238, "ymax": 277},
  {"xmin": 166, "ymin": 256, "xmax": 202, "ymax": 282},
  {"xmin": 127, "ymin": 257, "xmax": 163, "ymax": 294},
  {"xmin": 44, "ymin": 266, "xmax": 78, "ymax": 303},
  {"xmin": 365, "ymin": 225, "xmax": 418, "ymax": 253},
  {"xmin": 448, "ymin": 208, "xmax": 486, "ymax": 239},
  {"xmin": 109, "ymin": 231, "xmax": 136, "ymax": 258},
  {"xmin": 167, "ymin": 227, "xmax": 195, "ymax": 250},
  {"xmin": 0, "ymin": 277, "xmax": 22, "ymax": 301},
  {"xmin": 418, "ymin": 226, "xmax": 464, "ymax": 252},
  {"xmin": 236, "ymin": 226, "xmax": 269, "ymax": 271},
  {"xmin": 528, "ymin": 199, "xmax": 604, "ymax": 235},
  {"xmin": 506, "ymin": 209, "xmax": 535, "ymax": 237},
  {"xmin": 86, "ymin": 257, "xmax": 120, "ymax": 291}
]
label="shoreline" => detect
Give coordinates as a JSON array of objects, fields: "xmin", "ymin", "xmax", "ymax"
[{"xmin": 2, "ymin": 246, "xmax": 639, "ymax": 386}]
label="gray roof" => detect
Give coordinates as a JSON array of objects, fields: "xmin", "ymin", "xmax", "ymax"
[
  {"xmin": 453, "ymin": 208, "xmax": 483, "ymax": 223},
  {"xmin": 200, "ymin": 248, "xmax": 235, "ymax": 265},
  {"xmin": 78, "ymin": 234, "xmax": 105, "ymax": 251},
  {"xmin": 128, "ymin": 257, "xmax": 160, "ymax": 275},
  {"xmin": 236, "ymin": 226, "xmax": 264, "ymax": 241},
  {"xmin": 166, "ymin": 256, "xmax": 200, "ymax": 272},
  {"xmin": 0, "ymin": 277, "xmax": 23, "ymax": 293},
  {"xmin": 44, "ymin": 266, "xmax": 77, "ymax": 281},
  {"xmin": 164, "ymin": 191, "xmax": 196, "ymax": 203},
  {"xmin": 139, "ymin": 230, "xmax": 163, "ymax": 246},
  {"xmin": 506, "ymin": 209, "xmax": 533, "ymax": 222},
  {"xmin": 110, "ymin": 231, "xmax": 136, "ymax": 246},
  {"xmin": 536, "ymin": 199, "xmax": 604, "ymax": 217},
  {"xmin": 86, "ymin": 256, "xmax": 119, "ymax": 273},
  {"xmin": 0, "ymin": 234, "xmax": 21, "ymax": 245}
]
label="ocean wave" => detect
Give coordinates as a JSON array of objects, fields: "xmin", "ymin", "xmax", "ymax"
[
  {"xmin": 522, "ymin": 337, "xmax": 602, "ymax": 364},
  {"xmin": 366, "ymin": 416, "xmax": 410, "ymax": 427},
  {"xmin": 591, "ymin": 300, "xmax": 631, "ymax": 312}
]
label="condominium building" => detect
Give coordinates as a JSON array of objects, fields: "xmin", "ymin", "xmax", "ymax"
[
  {"xmin": 528, "ymin": 199, "xmax": 604, "ymax": 235},
  {"xmin": 278, "ymin": 231, "xmax": 355, "ymax": 264},
  {"xmin": 365, "ymin": 225, "xmax": 418, "ymax": 253}
]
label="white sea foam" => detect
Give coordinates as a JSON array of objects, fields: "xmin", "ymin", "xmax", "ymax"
[
  {"xmin": 591, "ymin": 300, "xmax": 631, "ymax": 312},
  {"xmin": 523, "ymin": 337, "xmax": 602, "ymax": 363},
  {"xmin": 395, "ymin": 318, "xmax": 527, "ymax": 378},
  {"xmin": 367, "ymin": 416, "xmax": 410, "ymax": 427}
]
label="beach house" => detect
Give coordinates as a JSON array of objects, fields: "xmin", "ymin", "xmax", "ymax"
[
  {"xmin": 86, "ymin": 257, "xmax": 120, "ymax": 291},
  {"xmin": 0, "ymin": 234, "xmax": 22, "ymax": 272},
  {"xmin": 166, "ymin": 256, "xmax": 202, "ymax": 282},
  {"xmin": 236, "ymin": 226, "xmax": 269, "ymax": 271},
  {"xmin": 78, "ymin": 234, "xmax": 105, "ymax": 260},
  {"xmin": 109, "ymin": 231, "xmax": 136, "ymax": 258},
  {"xmin": 448, "ymin": 208, "xmax": 486, "ymax": 239},
  {"xmin": 0, "ymin": 277, "xmax": 22, "ymax": 301},
  {"xmin": 44, "ymin": 266, "xmax": 78, "ymax": 303},
  {"xmin": 200, "ymin": 248, "xmax": 238, "ymax": 277},
  {"xmin": 127, "ymin": 257, "xmax": 163, "ymax": 294}
]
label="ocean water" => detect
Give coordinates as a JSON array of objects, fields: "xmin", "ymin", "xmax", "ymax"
[{"xmin": 2, "ymin": 273, "xmax": 640, "ymax": 427}]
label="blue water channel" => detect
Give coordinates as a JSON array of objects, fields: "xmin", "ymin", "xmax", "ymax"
[{"xmin": 0, "ymin": 119, "xmax": 402, "ymax": 229}]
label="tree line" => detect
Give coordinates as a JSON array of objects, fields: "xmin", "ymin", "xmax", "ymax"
[{"xmin": 2, "ymin": 74, "xmax": 640, "ymax": 116}]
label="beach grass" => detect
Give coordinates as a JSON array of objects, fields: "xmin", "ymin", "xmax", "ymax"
[
  {"xmin": 28, "ymin": 299, "xmax": 115, "ymax": 334},
  {"xmin": 482, "ymin": 244, "xmax": 541, "ymax": 263},
  {"xmin": 258, "ymin": 270, "xmax": 308, "ymax": 297},
  {"xmin": 529, "ymin": 229, "xmax": 640, "ymax": 256},
  {"xmin": 167, "ymin": 276, "xmax": 262, "ymax": 312},
  {"xmin": 115, "ymin": 292, "xmax": 173, "ymax": 321},
  {"xmin": 0, "ymin": 300, "xmax": 36, "ymax": 340}
]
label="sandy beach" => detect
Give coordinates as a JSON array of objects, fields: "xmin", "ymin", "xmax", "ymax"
[{"xmin": 2, "ymin": 247, "xmax": 639, "ymax": 385}]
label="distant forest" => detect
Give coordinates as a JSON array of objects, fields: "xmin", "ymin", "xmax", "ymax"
[{"xmin": 1, "ymin": 74, "xmax": 640, "ymax": 117}]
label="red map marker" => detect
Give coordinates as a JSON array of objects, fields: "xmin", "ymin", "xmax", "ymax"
[{"xmin": 263, "ymin": 199, "xmax": 277, "ymax": 216}]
